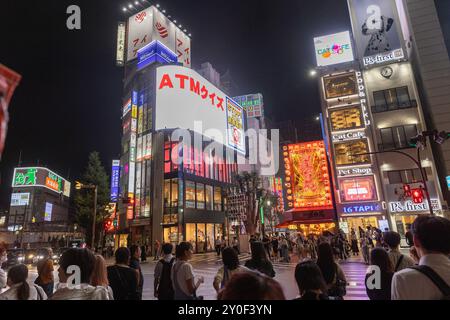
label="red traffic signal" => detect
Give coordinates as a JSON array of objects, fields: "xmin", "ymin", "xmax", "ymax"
[
  {"xmin": 104, "ymin": 219, "xmax": 113, "ymax": 231},
  {"xmin": 411, "ymin": 188, "xmax": 424, "ymax": 204},
  {"xmin": 403, "ymin": 184, "xmax": 411, "ymax": 197},
  {"xmin": 122, "ymin": 197, "xmax": 135, "ymax": 205}
]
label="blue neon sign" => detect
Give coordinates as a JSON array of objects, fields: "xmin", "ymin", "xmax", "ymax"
[
  {"xmin": 110, "ymin": 160, "xmax": 120, "ymax": 202},
  {"xmin": 342, "ymin": 202, "xmax": 381, "ymax": 214},
  {"xmin": 137, "ymin": 40, "xmax": 178, "ymax": 71},
  {"xmin": 447, "ymin": 176, "xmax": 450, "ymax": 190}
]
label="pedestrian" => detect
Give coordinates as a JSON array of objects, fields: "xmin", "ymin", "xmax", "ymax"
[
  {"xmin": 129, "ymin": 245, "xmax": 144, "ymax": 300},
  {"xmin": 213, "ymin": 247, "xmax": 249, "ymax": 294},
  {"xmin": 153, "ymin": 240, "xmax": 161, "ymax": 261},
  {"xmin": 350, "ymin": 228, "xmax": 359, "ymax": 256},
  {"xmin": 317, "ymin": 242, "xmax": 347, "ymax": 300},
  {"xmin": 365, "ymin": 226, "xmax": 374, "ymax": 248},
  {"xmin": 215, "ymin": 237, "xmax": 222, "ymax": 256},
  {"xmin": 365, "ymin": 247, "xmax": 393, "ymax": 300},
  {"xmin": 361, "ymin": 236, "xmax": 370, "ymax": 264},
  {"xmin": 294, "ymin": 260, "xmax": 329, "ymax": 300},
  {"xmin": 141, "ymin": 244, "xmax": 147, "ymax": 262},
  {"xmin": 0, "ymin": 264, "xmax": 47, "ymax": 300},
  {"xmin": 90, "ymin": 255, "xmax": 114, "ymax": 299},
  {"xmin": 383, "ymin": 231, "xmax": 415, "ymax": 272},
  {"xmin": 107, "ymin": 247, "xmax": 139, "ymax": 300},
  {"xmin": 404, "ymin": 224, "xmax": 414, "ymax": 247},
  {"xmin": 34, "ymin": 247, "xmax": 54, "ymax": 298},
  {"xmin": 171, "ymin": 242, "xmax": 204, "ymax": 300},
  {"xmin": 245, "ymin": 241, "xmax": 275, "ymax": 278},
  {"xmin": 280, "ymin": 236, "xmax": 290, "ymax": 262},
  {"xmin": 392, "ymin": 216, "xmax": 450, "ymax": 300},
  {"xmin": 271, "ymin": 236, "xmax": 279, "ymax": 261},
  {"xmin": 262, "ymin": 234, "xmax": 271, "ymax": 258},
  {"xmin": 232, "ymin": 237, "xmax": 240, "ymax": 255},
  {"xmin": 217, "ymin": 271, "xmax": 285, "ymax": 300},
  {"xmin": 51, "ymin": 248, "xmax": 111, "ymax": 300},
  {"xmin": 0, "ymin": 247, "xmax": 7, "ymax": 289},
  {"xmin": 154, "ymin": 243, "xmax": 175, "ymax": 300}
]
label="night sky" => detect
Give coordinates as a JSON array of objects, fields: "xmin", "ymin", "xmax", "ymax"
[{"xmin": 1, "ymin": 0, "xmax": 449, "ymax": 209}]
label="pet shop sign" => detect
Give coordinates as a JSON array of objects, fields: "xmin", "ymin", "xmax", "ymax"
[{"xmin": 314, "ymin": 31, "xmax": 354, "ymax": 67}]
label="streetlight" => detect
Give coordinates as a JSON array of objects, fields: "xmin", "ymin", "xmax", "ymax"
[
  {"xmin": 309, "ymin": 69, "xmax": 317, "ymax": 77},
  {"xmin": 75, "ymin": 181, "xmax": 98, "ymax": 249}
]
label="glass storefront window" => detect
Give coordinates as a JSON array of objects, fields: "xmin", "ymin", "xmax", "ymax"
[
  {"xmin": 196, "ymin": 183, "xmax": 205, "ymax": 209},
  {"xmin": 164, "ymin": 180, "xmax": 170, "ymax": 209},
  {"xmin": 171, "ymin": 179, "xmax": 179, "ymax": 207},
  {"xmin": 186, "ymin": 181, "xmax": 196, "ymax": 208},
  {"xmin": 197, "ymin": 224, "xmax": 206, "ymax": 253},
  {"xmin": 334, "ymin": 140, "xmax": 370, "ymax": 166},
  {"xmin": 214, "ymin": 186, "xmax": 222, "ymax": 211},
  {"xmin": 206, "ymin": 185, "xmax": 213, "ymax": 210},
  {"xmin": 330, "ymin": 106, "xmax": 364, "ymax": 131},
  {"xmin": 206, "ymin": 224, "xmax": 214, "ymax": 252},
  {"xmin": 186, "ymin": 223, "xmax": 196, "ymax": 252},
  {"xmin": 215, "ymin": 224, "xmax": 223, "ymax": 241}
]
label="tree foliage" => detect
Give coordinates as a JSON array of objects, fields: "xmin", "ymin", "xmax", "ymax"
[{"xmin": 74, "ymin": 151, "xmax": 110, "ymax": 246}]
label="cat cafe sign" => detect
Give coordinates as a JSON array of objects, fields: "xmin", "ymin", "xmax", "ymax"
[{"xmin": 332, "ymin": 130, "xmax": 366, "ymax": 142}]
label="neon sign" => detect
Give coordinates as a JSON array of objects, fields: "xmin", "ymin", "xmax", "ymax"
[{"xmin": 342, "ymin": 202, "xmax": 381, "ymax": 214}]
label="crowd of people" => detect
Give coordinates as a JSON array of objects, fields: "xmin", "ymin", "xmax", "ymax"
[{"xmin": 0, "ymin": 215, "xmax": 449, "ymax": 300}]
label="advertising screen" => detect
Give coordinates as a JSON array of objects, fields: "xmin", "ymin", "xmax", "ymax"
[
  {"xmin": 340, "ymin": 176, "xmax": 377, "ymax": 202},
  {"xmin": 12, "ymin": 167, "xmax": 70, "ymax": 196},
  {"xmin": 330, "ymin": 106, "xmax": 364, "ymax": 132},
  {"xmin": 10, "ymin": 193, "xmax": 30, "ymax": 206},
  {"xmin": 283, "ymin": 142, "xmax": 333, "ymax": 211},
  {"xmin": 111, "ymin": 160, "xmax": 120, "ymax": 202},
  {"xmin": 314, "ymin": 31, "xmax": 354, "ymax": 67},
  {"xmin": 155, "ymin": 65, "xmax": 246, "ymax": 155},
  {"xmin": 127, "ymin": 6, "xmax": 191, "ymax": 67},
  {"xmin": 233, "ymin": 93, "xmax": 264, "ymax": 118},
  {"xmin": 44, "ymin": 202, "xmax": 53, "ymax": 222},
  {"xmin": 348, "ymin": 0, "xmax": 405, "ymax": 67},
  {"xmin": 323, "ymin": 73, "xmax": 357, "ymax": 99}
]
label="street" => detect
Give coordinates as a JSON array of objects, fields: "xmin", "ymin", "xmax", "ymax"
[{"xmin": 22, "ymin": 252, "xmax": 369, "ymax": 300}]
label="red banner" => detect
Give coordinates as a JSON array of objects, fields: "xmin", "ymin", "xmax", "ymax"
[{"xmin": 0, "ymin": 64, "xmax": 21, "ymax": 157}]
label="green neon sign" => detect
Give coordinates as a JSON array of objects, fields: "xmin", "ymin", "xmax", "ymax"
[
  {"xmin": 14, "ymin": 168, "xmax": 37, "ymax": 186},
  {"xmin": 260, "ymin": 205, "xmax": 264, "ymax": 225}
]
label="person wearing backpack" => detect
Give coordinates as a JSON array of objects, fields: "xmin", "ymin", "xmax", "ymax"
[
  {"xmin": 392, "ymin": 216, "xmax": 450, "ymax": 300},
  {"xmin": 106, "ymin": 247, "xmax": 139, "ymax": 300},
  {"xmin": 383, "ymin": 231, "xmax": 415, "ymax": 272},
  {"xmin": 317, "ymin": 242, "xmax": 347, "ymax": 300},
  {"xmin": 154, "ymin": 243, "xmax": 175, "ymax": 300}
]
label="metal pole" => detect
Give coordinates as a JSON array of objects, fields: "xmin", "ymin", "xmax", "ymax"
[
  {"xmin": 92, "ymin": 186, "xmax": 97, "ymax": 251},
  {"xmin": 416, "ymin": 148, "xmax": 434, "ymax": 215}
]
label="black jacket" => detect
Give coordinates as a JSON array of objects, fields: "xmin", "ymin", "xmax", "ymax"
[
  {"xmin": 107, "ymin": 265, "xmax": 139, "ymax": 300},
  {"xmin": 365, "ymin": 271, "xmax": 393, "ymax": 300}
]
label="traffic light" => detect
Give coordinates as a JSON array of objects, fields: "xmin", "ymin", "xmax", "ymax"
[
  {"xmin": 403, "ymin": 184, "xmax": 411, "ymax": 197},
  {"xmin": 411, "ymin": 188, "xmax": 424, "ymax": 204},
  {"xmin": 122, "ymin": 197, "xmax": 134, "ymax": 204},
  {"xmin": 104, "ymin": 219, "xmax": 113, "ymax": 231}
]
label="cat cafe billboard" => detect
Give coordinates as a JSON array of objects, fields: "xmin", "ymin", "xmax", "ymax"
[{"xmin": 347, "ymin": 0, "xmax": 406, "ymax": 67}]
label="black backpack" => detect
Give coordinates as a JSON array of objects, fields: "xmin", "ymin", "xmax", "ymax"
[
  {"xmin": 157, "ymin": 258, "xmax": 175, "ymax": 300},
  {"xmin": 409, "ymin": 265, "xmax": 450, "ymax": 300}
]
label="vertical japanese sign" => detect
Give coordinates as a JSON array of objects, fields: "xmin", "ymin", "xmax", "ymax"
[
  {"xmin": 127, "ymin": 7, "xmax": 154, "ymax": 61},
  {"xmin": 116, "ymin": 22, "xmax": 126, "ymax": 66},
  {"xmin": 226, "ymin": 98, "xmax": 245, "ymax": 154},
  {"xmin": 128, "ymin": 91, "xmax": 138, "ymax": 196},
  {"xmin": 176, "ymin": 30, "xmax": 191, "ymax": 68},
  {"xmin": 111, "ymin": 160, "xmax": 120, "ymax": 202}
]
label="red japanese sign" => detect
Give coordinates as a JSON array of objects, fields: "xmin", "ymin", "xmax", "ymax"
[
  {"xmin": 0, "ymin": 64, "xmax": 21, "ymax": 158},
  {"xmin": 340, "ymin": 176, "xmax": 377, "ymax": 202}
]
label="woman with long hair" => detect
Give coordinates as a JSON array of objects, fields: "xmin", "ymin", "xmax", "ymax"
[
  {"xmin": 316, "ymin": 242, "xmax": 347, "ymax": 299},
  {"xmin": 294, "ymin": 261, "xmax": 329, "ymax": 300},
  {"xmin": 213, "ymin": 247, "xmax": 249, "ymax": 293},
  {"xmin": 90, "ymin": 255, "xmax": 114, "ymax": 299},
  {"xmin": 0, "ymin": 264, "xmax": 47, "ymax": 300},
  {"xmin": 365, "ymin": 248, "xmax": 394, "ymax": 300},
  {"xmin": 245, "ymin": 241, "xmax": 275, "ymax": 278}
]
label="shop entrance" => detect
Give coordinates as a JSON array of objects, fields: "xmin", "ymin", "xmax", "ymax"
[
  {"xmin": 185, "ymin": 223, "xmax": 224, "ymax": 253},
  {"xmin": 394, "ymin": 215, "xmax": 416, "ymax": 239},
  {"xmin": 163, "ymin": 226, "xmax": 180, "ymax": 249},
  {"xmin": 344, "ymin": 216, "xmax": 379, "ymax": 237}
]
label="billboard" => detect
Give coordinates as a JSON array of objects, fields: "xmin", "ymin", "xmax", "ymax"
[
  {"xmin": 127, "ymin": 6, "xmax": 191, "ymax": 67},
  {"xmin": 116, "ymin": 22, "xmax": 126, "ymax": 66},
  {"xmin": 323, "ymin": 73, "xmax": 357, "ymax": 99},
  {"xmin": 137, "ymin": 40, "xmax": 178, "ymax": 71},
  {"xmin": 12, "ymin": 167, "xmax": 71, "ymax": 197},
  {"xmin": 314, "ymin": 31, "xmax": 354, "ymax": 67},
  {"xmin": 348, "ymin": 0, "xmax": 405, "ymax": 67},
  {"xmin": 283, "ymin": 142, "xmax": 333, "ymax": 211},
  {"xmin": 233, "ymin": 93, "xmax": 264, "ymax": 118},
  {"xmin": 111, "ymin": 160, "xmax": 120, "ymax": 202},
  {"xmin": 44, "ymin": 202, "xmax": 53, "ymax": 222},
  {"xmin": 339, "ymin": 176, "xmax": 377, "ymax": 202},
  {"xmin": 155, "ymin": 65, "xmax": 246, "ymax": 155},
  {"xmin": 11, "ymin": 193, "xmax": 30, "ymax": 206}
]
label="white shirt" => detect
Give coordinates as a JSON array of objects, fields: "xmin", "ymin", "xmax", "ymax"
[
  {"xmin": 392, "ymin": 254, "xmax": 450, "ymax": 300},
  {"xmin": 0, "ymin": 268, "xmax": 6, "ymax": 289},
  {"xmin": 0, "ymin": 282, "xmax": 47, "ymax": 300},
  {"xmin": 171, "ymin": 260, "xmax": 194, "ymax": 296},
  {"xmin": 50, "ymin": 283, "xmax": 112, "ymax": 300}
]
